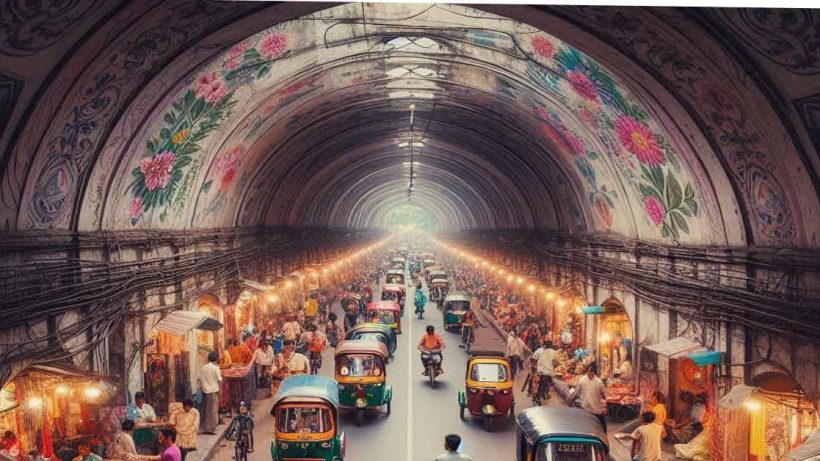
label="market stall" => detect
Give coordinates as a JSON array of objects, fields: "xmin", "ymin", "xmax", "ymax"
[
  {"xmin": 150, "ymin": 309, "xmax": 223, "ymax": 416},
  {"xmin": 0, "ymin": 364, "xmax": 119, "ymax": 459},
  {"xmin": 219, "ymin": 361, "xmax": 256, "ymax": 415}
]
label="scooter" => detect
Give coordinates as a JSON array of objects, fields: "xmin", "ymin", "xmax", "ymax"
[{"xmin": 421, "ymin": 349, "xmax": 443, "ymax": 388}]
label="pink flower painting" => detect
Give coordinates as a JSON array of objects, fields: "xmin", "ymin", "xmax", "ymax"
[
  {"xmin": 563, "ymin": 131, "xmax": 585, "ymax": 157},
  {"xmin": 531, "ymin": 36, "xmax": 556, "ymax": 59},
  {"xmin": 644, "ymin": 196, "xmax": 665, "ymax": 226},
  {"xmin": 566, "ymin": 71, "xmax": 599, "ymax": 102},
  {"xmin": 615, "ymin": 115, "xmax": 664, "ymax": 166},
  {"xmin": 140, "ymin": 151, "xmax": 176, "ymax": 191},
  {"xmin": 195, "ymin": 72, "xmax": 228, "ymax": 103},
  {"xmin": 228, "ymin": 40, "xmax": 251, "ymax": 59},
  {"xmin": 259, "ymin": 32, "xmax": 288, "ymax": 59}
]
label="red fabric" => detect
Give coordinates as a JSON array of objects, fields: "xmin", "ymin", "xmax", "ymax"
[
  {"xmin": 223, "ymin": 305, "xmax": 237, "ymax": 339},
  {"xmin": 41, "ymin": 409, "xmax": 54, "ymax": 458}
]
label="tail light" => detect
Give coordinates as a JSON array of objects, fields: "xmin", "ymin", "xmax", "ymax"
[
  {"xmin": 487, "ymin": 390, "xmax": 495, "ymax": 396},
  {"xmin": 501, "ymin": 389, "xmax": 509, "ymax": 395},
  {"xmin": 469, "ymin": 388, "xmax": 478, "ymax": 394}
]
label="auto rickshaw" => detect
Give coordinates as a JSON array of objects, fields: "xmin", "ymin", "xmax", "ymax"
[
  {"xmin": 426, "ymin": 269, "xmax": 447, "ymax": 286},
  {"xmin": 381, "ymin": 283, "xmax": 406, "ymax": 313},
  {"xmin": 334, "ymin": 340, "xmax": 392, "ymax": 426},
  {"xmin": 430, "ymin": 277, "xmax": 450, "ymax": 306},
  {"xmin": 515, "ymin": 406, "xmax": 609, "ymax": 461},
  {"xmin": 385, "ymin": 269, "xmax": 405, "ymax": 285},
  {"xmin": 442, "ymin": 293, "xmax": 471, "ymax": 331},
  {"xmin": 270, "ymin": 375, "xmax": 345, "ymax": 461},
  {"xmin": 366, "ymin": 301, "xmax": 401, "ymax": 334},
  {"xmin": 458, "ymin": 351, "xmax": 514, "ymax": 432},
  {"xmin": 341, "ymin": 293, "xmax": 363, "ymax": 330},
  {"xmin": 391, "ymin": 256, "xmax": 405, "ymax": 269},
  {"xmin": 344, "ymin": 323, "xmax": 397, "ymax": 358}
]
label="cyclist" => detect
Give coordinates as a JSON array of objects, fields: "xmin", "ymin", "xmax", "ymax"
[
  {"xmin": 226, "ymin": 401, "xmax": 255, "ymax": 456},
  {"xmin": 305, "ymin": 324, "xmax": 327, "ymax": 374}
]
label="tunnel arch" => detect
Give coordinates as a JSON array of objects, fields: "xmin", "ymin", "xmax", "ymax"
[{"xmin": 0, "ymin": 3, "xmax": 815, "ymax": 249}]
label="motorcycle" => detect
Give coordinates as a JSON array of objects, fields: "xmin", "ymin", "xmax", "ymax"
[{"xmin": 421, "ymin": 349, "xmax": 443, "ymax": 388}]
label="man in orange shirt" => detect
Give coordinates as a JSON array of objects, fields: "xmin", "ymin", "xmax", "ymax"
[{"xmin": 417, "ymin": 325, "xmax": 446, "ymax": 376}]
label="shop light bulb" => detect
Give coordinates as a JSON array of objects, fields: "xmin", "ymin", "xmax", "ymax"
[
  {"xmin": 600, "ymin": 333, "xmax": 611, "ymax": 343},
  {"xmin": 546, "ymin": 292, "xmax": 556, "ymax": 300},
  {"xmin": 285, "ymin": 281, "xmax": 293, "ymax": 289},
  {"xmin": 744, "ymin": 400, "xmax": 761, "ymax": 412},
  {"xmin": 557, "ymin": 298, "xmax": 566, "ymax": 307},
  {"xmin": 55, "ymin": 384, "xmax": 69, "ymax": 395},
  {"xmin": 481, "ymin": 261, "xmax": 488, "ymax": 267},
  {"xmin": 27, "ymin": 397, "xmax": 43, "ymax": 409},
  {"xmin": 85, "ymin": 386, "xmax": 101, "ymax": 399},
  {"xmin": 506, "ymin": 275, "xmax": 513, "ymax": 282},
  {"xmin": 516, "ymin": 277, "xmax": 524, "ymax": 285},
  {"xmin": 527, "ymin": 285, "xmax": 535, "ymax": 292},
  {"xmin": 266, "ymin": 294, "xmax": 279, "ymax": 304}
]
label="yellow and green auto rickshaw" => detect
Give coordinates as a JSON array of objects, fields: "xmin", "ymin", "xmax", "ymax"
[
  {"xmin": 516, "ymin": 406, "xmax": 609, "ymax": 461},
  {"xmin": 344, "ymin": 323, "xmax": 397, "ymax": 358},
  {"xmin": 270, "ymin": 375, "xmax": 345, "ymax": 461},
  {"xmin": 334, "ymin": 340, "xmax": 392, "ymax": 426}
]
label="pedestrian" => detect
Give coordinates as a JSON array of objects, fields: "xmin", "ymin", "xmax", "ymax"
[
  {"xmin": 570, "ymin": 365, "xmax": 608, "ymax": 431},
  {"xmin": 199, "ymin": 351, "xmax": 222, "ymax": 434},
  {"xmin": 326, "ymin": 312, "xmax": 343, "ymax": 347},
  {"xmin": 434, "ymin": 434, "xmax": 472, "ymax": 461},
  {"xmin": 169, "ymin": 399, "xmax": 199, "ymax": 461},
  {"xmin": 282, "ymin": 316, "xmax": 301, "ymax": 342},
  {"xmin": 253, "ymin": 340, "xmax": 274, "ymax": 388},
  {"xmin": 283, "ymin": 339, "xmax": 310, "ymax": 375},
  {"xmin": 530, "ymin": 340, "xmax": 557, "ymax": 405},
  {"xmin": 71, "ymin": 444, "xmax": 102, "ymax": 461},
  {"xmin": 152, "ymin": 428, "xmax": 181, "ymax": 461},
  {"xmin": 624, "ymin": 412, "xmax": 663, "ymax": 461},
  {"xmin": 505, "ymin": 330, "xmax": 528, "ymax": 380},
  {"xmin": 108, "ymin": 419, "xmax": 137, "ymax": 461}
]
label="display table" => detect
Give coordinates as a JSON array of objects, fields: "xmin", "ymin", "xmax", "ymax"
[{"xmin": 220, "ymin": 362, "xmax": 256, "ymax": 413}]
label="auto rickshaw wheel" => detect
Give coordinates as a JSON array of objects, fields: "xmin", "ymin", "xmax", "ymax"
[
  {"xmin": 484, "ymin": 415, "xmax": 492, "ymax": 432},
  {"xmin": 386, "ymin": 399, "xmax": 391, "ymax": 414},
  {"xmin": 356, "ymin": 408, "xmax": 364, "ymax": 427},
  {"xmin": 509, "ymin": 404, "xmax": 515, "ymax": 419},
  {"xmin": 459, "ymin": 404, "xmax": 466, "ymax": 421}
]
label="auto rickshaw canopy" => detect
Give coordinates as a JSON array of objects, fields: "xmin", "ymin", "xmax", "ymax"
[
  {"xmin": 275, "ymin": 374, "xmax": 340, "ymax": 410},
  {"xmin": 334, "ymin": 339, "xmax": 388, "ymax": 359},
  {"xmin": 517, "ymin": 407, "xmax": 609, "ymax": 453},
  {"xmin": 383, "ymin": 283, "xmax": 405, "ymax": 294},
  {"xmin": 366, "ymin": 301, "xmax": 401, "ymax": 312}
]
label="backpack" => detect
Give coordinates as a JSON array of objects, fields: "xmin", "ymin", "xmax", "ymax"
[{"xmin": 308, "ymin": 333, "xmax": 324, "ymax": 353}]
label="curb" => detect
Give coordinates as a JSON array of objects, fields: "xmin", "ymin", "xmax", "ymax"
[{"xmin": 477, "ymin": 308, "xmax": 507, "ymax": 341}]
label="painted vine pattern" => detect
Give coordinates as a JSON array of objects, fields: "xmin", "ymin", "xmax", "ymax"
[
  {"xmin": 525, "ymin": 36, "xmax": 699, "ymax": 241},
  {"xmin": 127, "ymin": 30, "xmax": 291, "ymax": 225}
]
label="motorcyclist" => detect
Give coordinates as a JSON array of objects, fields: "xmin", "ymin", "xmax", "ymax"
[
  {"xmin": 417, "ymin": 325, "xmax": 445, "ymax": 376},
  {"xmin": 414, "ymin": 283, "xmax": 427, "ymax": 317},
  {"xmin": 459, "ymin": 308, "xmax": 483, "ymax": 349}
]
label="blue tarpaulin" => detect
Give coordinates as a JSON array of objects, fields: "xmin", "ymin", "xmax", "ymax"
[
  {"xmin": 688, "ymin": 350, "xmax": 723, "ymax": 366},
  {"xmin": 582, "ymin": 305, "xmax": 605, "ymax": 314}
]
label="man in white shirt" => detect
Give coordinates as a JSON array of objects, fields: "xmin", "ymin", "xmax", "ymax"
[
  {"xmin": 505, "ymin": 330, "xmax": 528, "ymax": 380},
  {"xmin": 626, "ymin": 411, "xmax": 663, "ymax": 461},
  {"xmin": 282, "ymin": 316, "xmax": 301, "ymax": 342},
  {"xmin": 570, "ymin": 366, "xmax": 608, "ymax": 431},
  {"xmin": 530, "ymin": 340, "xmax": 557, "ymax": 405},
  {"xmin": 434, "ymin": 434, "xmax": 472, "ymax": 461},
  {"xmin": 199, "ymin": 351, "xmax": 222, "ymax": 434},
  {"xmin": 283, "ymin": 340, "xmax": 310, "ymax": 375},
  {"xmin": 132, "ymin": 392, "xmax": 157, "ymax": 423},
  {"xmin": 253, "ymin": 340, "xmax": 275, "ymax": 387}
]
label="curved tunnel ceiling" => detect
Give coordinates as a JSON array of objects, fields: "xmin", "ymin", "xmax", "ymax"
[{"xmin": 7, "ymin": 3, "xmax": 814, "ymax": 247}]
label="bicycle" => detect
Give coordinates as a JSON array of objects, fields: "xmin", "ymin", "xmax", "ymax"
[{"xmin": 234, "ymin": 427, "xmax": 252, "ymax": 461}]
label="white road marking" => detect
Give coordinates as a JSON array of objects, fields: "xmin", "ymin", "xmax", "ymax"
[{"xmin": 406, "ymin": 267, "xmax": 415, "ymax": 461}]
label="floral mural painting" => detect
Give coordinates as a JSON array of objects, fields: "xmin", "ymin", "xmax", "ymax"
[
  {"xmin": 127, "ymin": 29, "xmax": 292, "ymax": 225},
  {"xmin": 524, "ymin": 34, "xmax": 699, "ymax": 241}
]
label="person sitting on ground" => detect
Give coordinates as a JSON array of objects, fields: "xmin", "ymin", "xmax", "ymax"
[
  {"xmin": 434, "ymin": 434, "xmax": 472, "ymax": 461},
  {"xmin": 668, "ymin": 392, "xmax": 707, "ymax": 444},
  {"xmin": 130, "ymin": 391, "xmax": 157, "ymax": 424}
]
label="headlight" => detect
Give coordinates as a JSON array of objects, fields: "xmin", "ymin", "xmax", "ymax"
[
  {"xmin": 356, "ymin": 398, "xmax": 366, "ymax": 408},
  {"xmin": 487, "ymin": 390, "xmax": 495, "ymax": 396},
  {"xmin": 279, "ymin": 442, "xmax": 289, "ymax": 449}
]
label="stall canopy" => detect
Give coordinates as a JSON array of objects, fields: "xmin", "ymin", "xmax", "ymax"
[
  {"xmin": 241, "ymin": 279, "xmax": 277, "ymax": 291},
  {"xmin": 644, "ymin": 337, "xmax": 706, "ymax": 358},
  {"xmin": 718, "ymin": 384, "xmax": 759, "ymax": 409},
  {"xmin": 155, "ymin": 310, "xmax": 222, "ymax": 336},
  {"xmin": 786, "ymin": 428, "xmax": 820, "ymax": 461}
]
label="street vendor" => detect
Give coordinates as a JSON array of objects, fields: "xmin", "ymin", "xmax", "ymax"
[
  {"xmin": 130, "ymin": 391, "xmax": 157, "ymax": 423},
  {"xmin": 228, "ymin": 337, "xmax": 252, "ymax": 364}
]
